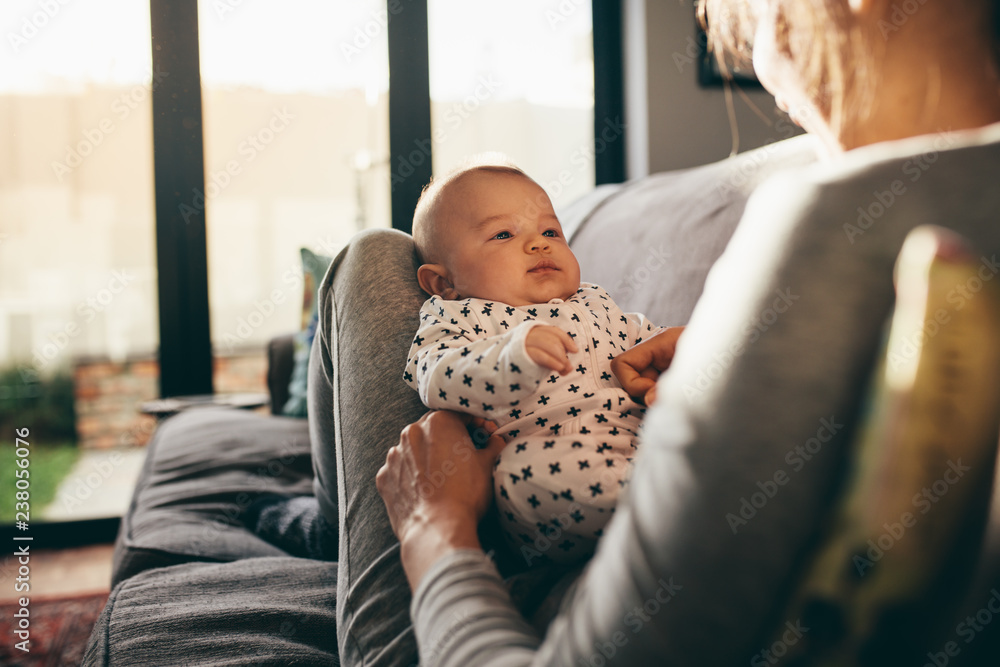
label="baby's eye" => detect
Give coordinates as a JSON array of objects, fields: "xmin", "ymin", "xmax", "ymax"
[
  {"xmin": 542, "ymin": 229, "xmax": 559, "ymax": 237},
  {"xmin": 493, "ymin": 231, "xmax": 512, "ymax": 240}
]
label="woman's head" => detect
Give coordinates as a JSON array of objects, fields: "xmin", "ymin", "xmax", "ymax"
[{"xmin": 699, "ymin": 0, "xmax": 1000, "ymax": 148}]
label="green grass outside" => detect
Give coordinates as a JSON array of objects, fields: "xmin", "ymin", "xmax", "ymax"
[{"xmin": 1, "ymin": 441, "xmax": 79, "ymax": 523}]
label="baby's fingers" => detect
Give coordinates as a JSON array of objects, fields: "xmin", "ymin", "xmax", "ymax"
[
  {"xmin": 551, "ymin": 327, "xmax": 578, "ymax": 354},
  {"xmin": 530, "ymin": 346, "xmax": 573, "ymax": 374}
]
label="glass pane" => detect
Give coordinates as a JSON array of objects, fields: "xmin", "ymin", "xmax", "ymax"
[
  {"xmin": 0, "ymin": 1, "xmax": 157, "ymax": 522},
  {"xmin": 427, "ymin": 0, "xmax": 595, "ymax": 208},
  {"xmin": 198, "ymin": 0, "xmax": 390, "ymax": 360}
]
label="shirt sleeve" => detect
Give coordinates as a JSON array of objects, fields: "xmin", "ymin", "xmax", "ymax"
[
  {"xmin": 411, "ymin": 551, "xmax": 541, "ymax": 666},
  {"xmin": 622, "ymin": 310, "xmax": 664, "ymax": 347},
  {"xmin": 404, "ymin": 297, "xmax": 551, "ymax": 419}
]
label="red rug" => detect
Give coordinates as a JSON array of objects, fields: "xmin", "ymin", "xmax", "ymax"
[{"xmin": 0, "ymin": 591, "xmax": 108, "ymax": 667}]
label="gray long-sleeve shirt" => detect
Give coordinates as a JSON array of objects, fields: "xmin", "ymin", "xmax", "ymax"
[{"xmin": 410, "ymin": 123, "xmax": 1000, "ymax": 665}]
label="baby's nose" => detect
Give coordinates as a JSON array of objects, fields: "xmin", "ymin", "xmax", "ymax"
[{"xmin": 528, "ymin": 235, "xmax": 550, "ymax": 251}]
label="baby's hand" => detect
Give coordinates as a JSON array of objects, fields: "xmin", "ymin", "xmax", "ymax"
[{"xmin": 525, "ymin": 325, "xmax": 578, "ymax": 375}]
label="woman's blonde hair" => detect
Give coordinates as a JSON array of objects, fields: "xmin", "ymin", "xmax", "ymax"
[
  {"xmin": 698, "ymin": 0, "xmax": 1000, "ymax": 140},
  {"xmin": 698, "ymin": 0, "xmax": 867, "ymax": 137}
]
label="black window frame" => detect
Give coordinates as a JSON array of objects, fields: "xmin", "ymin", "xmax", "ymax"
[
  {"xmin": 1, "ymin": 1, "xmax": 626, "ymax": 547},
  {"xmin": 153, "ymin": 0, "xmax": 624, "ymax": 394}
]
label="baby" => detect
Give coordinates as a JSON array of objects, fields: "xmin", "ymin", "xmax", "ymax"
[{"xmin": 404, "ymin": 156, "xmax": 670, "ymax": 564}]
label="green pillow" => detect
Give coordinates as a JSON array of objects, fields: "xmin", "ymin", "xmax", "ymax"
[{"xmin": 282, "ymin": 248, "xmax": 334, "ymax": 418}]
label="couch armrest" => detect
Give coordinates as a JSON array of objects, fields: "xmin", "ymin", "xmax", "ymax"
[{"xmin": 267, "ymin": 333, "xmax": 296, "ymax": 415}]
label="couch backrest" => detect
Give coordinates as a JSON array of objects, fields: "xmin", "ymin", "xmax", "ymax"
[{"xmin": 564, "ymin": 135, "xmax": 819, "ymax": 326}]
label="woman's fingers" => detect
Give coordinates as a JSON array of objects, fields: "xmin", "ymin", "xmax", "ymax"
[
  {"xmin": 467, "ymin": 416, "xmax": 499, "ymax": 449},
  {"xmin": 469, "ymin": 416, "xmax": 498, "ymax": 435},
  {"xmin": 378, "ymin": 410, "xmax": 504, "ymax": 542},
  {"xmin": 612, "ymin": 327, "xmax": 685, "ymax": 401},
  {"xmin": 611, "ymin": 345, "xmax": 655, "ymax": 397}
]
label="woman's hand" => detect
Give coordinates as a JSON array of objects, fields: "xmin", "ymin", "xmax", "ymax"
[
  {"xmin": 611, "ymin": 326, "xmax": 685, "ymax": 406},
  {"xmin": 376, "ymin": 410, "xmax": 506, "ymax": 590}
]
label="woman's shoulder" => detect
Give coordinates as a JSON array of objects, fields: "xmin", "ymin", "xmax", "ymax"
[
  {"xmin": 741, "ymin": 122, "xmax": 1000, "ymax": 256},
  {"xmin": 766, "ymin": 122, "xmax": 1000, "ymax": 206}
]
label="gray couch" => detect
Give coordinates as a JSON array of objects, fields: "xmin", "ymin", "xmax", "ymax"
[{"xmin": 84, "ymin": 136, "xmax": 1000, "ymax": 665}]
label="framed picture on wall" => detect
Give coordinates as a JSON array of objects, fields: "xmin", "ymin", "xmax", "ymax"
[{"xmin": 695, "ymin": 10, "xmax": 763, "ymax": 88}]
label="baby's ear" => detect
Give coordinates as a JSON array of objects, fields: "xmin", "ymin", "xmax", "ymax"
[{"xmin": 417, "ymin": 264, "xmax": 459, "ymax": 299}]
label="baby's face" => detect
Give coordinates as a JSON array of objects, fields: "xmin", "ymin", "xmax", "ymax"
[{"xmin": 435, "ymin": 171, "xmax": 581, "ymax": 306}]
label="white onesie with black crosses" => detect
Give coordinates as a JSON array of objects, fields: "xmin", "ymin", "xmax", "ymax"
[{"xmin": 404, "ymin": 283, "xmax": 663, "ymax": 564}]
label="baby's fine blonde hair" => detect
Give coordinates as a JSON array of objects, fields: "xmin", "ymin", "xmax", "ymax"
[{"xmin": 411, "ymin": 153, "xmax": 529, "ymax": 264}]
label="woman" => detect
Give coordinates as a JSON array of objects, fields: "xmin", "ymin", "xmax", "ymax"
[{"xmin": 318, "ymin": 0, "xmax": 1000, "ymax": 664}]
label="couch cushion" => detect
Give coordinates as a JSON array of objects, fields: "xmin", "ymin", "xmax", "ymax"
[
  {"xmin": 84, "ymin": 557, "xmax": 338, "ymax": 666},
  {"xmin": 569, "ymin": 135, "xmax": 820, "ymax": 326},
  {"xmin": 113, "ymin": 407, "xmax": 313, "ymax": 586}
]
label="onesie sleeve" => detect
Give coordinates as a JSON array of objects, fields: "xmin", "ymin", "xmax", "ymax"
[
  {"xmin": 622, "ymin": 310, "xmax": 665, "ymax": 347},
  {"xmin": 404, "ymin": 297, "xmax": 551, "ymax": 419}
]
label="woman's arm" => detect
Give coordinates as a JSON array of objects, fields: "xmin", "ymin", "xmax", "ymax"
[{"xmin": 377, "ymin": 410, "xmax": 546, "ymax": 665}]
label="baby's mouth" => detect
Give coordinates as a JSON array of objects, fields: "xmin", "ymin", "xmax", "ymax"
[{"xmin": 529, "ymin": 259, "xmax": 558, "ymax": 273}]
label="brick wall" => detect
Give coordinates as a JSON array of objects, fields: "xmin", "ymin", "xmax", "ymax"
[{"xmin": 73, "ymin": 351, "xmax": 268, "ymax": 449}]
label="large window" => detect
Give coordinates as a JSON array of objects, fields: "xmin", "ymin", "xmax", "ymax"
[
  {"xmin": 427, "ymin": 0, "xmax": 595, "ymax": 207},
  {"xmin": 0, "ymin": 0, "xmax": 157, "ymax": 523},
  {"xmin": 198, "ymin": 0, "xmax": 391, "ymax": 355},
  {"xmin": 0, "ymin": 0, "xmax": 613, "ymax": 533}
]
